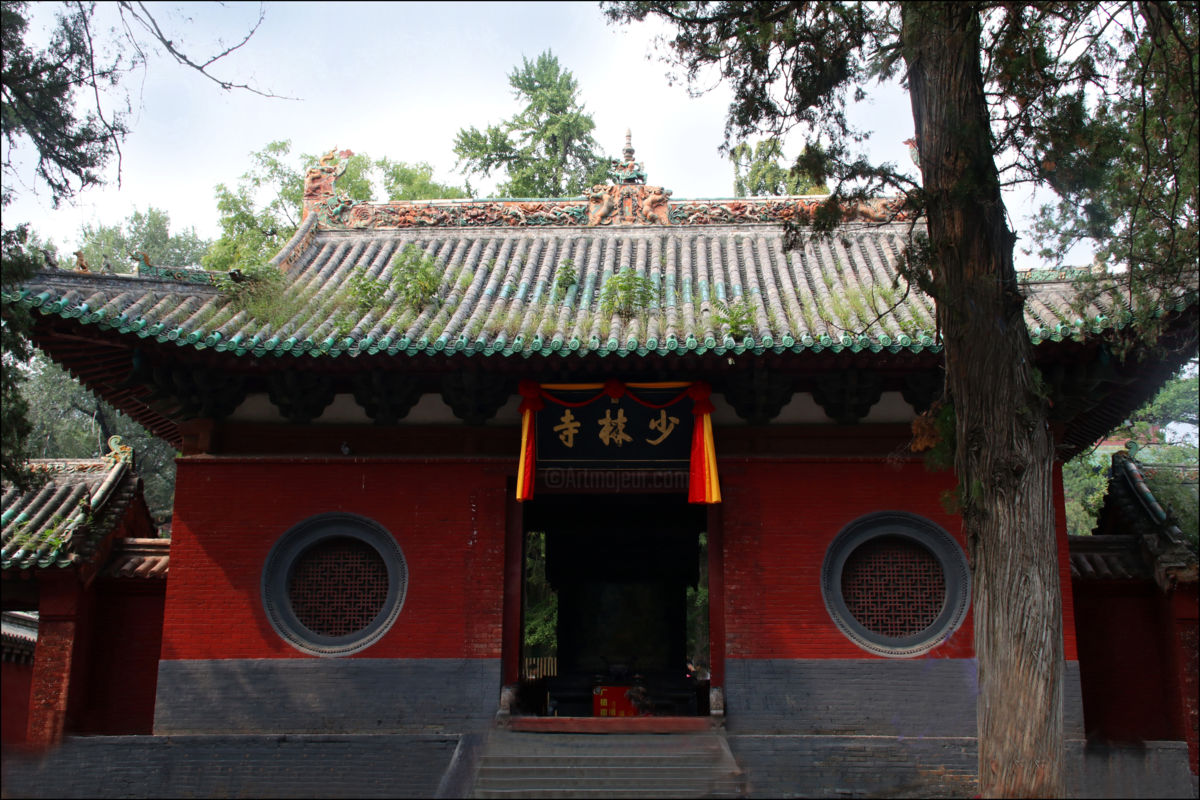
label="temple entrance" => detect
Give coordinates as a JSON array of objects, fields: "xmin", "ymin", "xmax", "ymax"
[{"xmin": 519, "ymin": 493, "xmax": 708, "ymax": 717}]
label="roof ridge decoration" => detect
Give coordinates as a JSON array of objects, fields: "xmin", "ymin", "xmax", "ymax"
[{"xmin": 300, "ymin": 140, "xmax": 911, "ymax": 231}]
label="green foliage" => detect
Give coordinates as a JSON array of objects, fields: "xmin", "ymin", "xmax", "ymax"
[
  {"xmin": 554, "ymin": 258, "xmax": 578, "ymax": 301},
  {"xmin": 343, "ymin": 269, "xmax": 390, "ymax": 313},
  {"xmin": 2, "ymin": 0, "xmax": 124, "ymax": 488},
  {"xmin": 1062, "ymin": 453, "xmax": 1110, "ymax": 536},
  {"xmin": 376, "ymin": 159, "xmax": 469, "ymax": 201},
  {"xmin": 713, "ymin": 298, "xmax": 756, "ymax": 339},
  {"xmin": 1143, "ymin": 467, "xmax": 1199, "ymax": 551},
  {"xmin": 1, "ymin": 0, "xmax": 268, "ymax": 491},
  {"xmin": 390, "ymin": 245, "xmax": 442, "ymax": 312},
  {"xmin": 523, "ymin": 530, "xmax": 557, "ymax": 654},
  {"xmin": 1062, "ymin": 363, "xmax": 1198, "ymax": 537},
  {"xmin": 78, "ymin": 207, "xmax": 209, "ymax": 273},
  {"xmin": 1, "ymin": 224, "xmax": 38, "ymax": 488},
  {"xmin": 730, "ymin": 139, "xmax": 829, "ymax": 196},
  {"xmin": 1030, "ymin": 4, "xmax": 1198, "ymax": 325},
  {"xmin": 205, "ymin": 141, "xmax": 467, "ymax": 274},
  {"xmin": 1130, "ymin": 366, "xmax": 1199, "ymax": 430},
  {"xmin": 600, "ymin": 269, "xmax": 657, "ymax": 320},
  {"xmin": 204, "ymin": 141, "xmax": 353, "ymax": 274},
  {"xmin": 1, "ymin": 1, "xmax": 128, "ymax": 206},
  {"xmin": 454, "ymin": 51, "xmax": 609, "ymax": 198},
  {"xmin": 19, "ymin": 355, "xmax": 177, "ymax": 520},
  {"xmin": 213, "ymin": 261, "xmax": 300, "ymax": 331}
]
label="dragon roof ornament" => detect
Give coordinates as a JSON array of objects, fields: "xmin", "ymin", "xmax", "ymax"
[{"xmin": 300, "ymin": 139, "xmax": 911, "ymax": 230}]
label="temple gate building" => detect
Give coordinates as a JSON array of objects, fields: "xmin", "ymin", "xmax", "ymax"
[{"xmin": 1, "ymin": 143, "xmax": 1196, "ymax": 798}]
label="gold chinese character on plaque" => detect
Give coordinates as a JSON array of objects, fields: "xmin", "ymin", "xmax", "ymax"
[
  {"xmin": 554, "ymin": 409, "xmax": 581, "ymax": 448},
  {"xmin": 646, "ymin": 409, "xmax": 680, "ymax": 445},
  {"xmin": 598, "ymin": 408, "xmax": 633, "ymax": 447}
]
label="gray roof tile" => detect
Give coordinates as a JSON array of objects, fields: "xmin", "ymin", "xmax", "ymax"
[
  {"xmin": 4, "ymin": 217, "xmax": 1156, "ymax": 362},
  {"xmin": 1, "ymin": 441, "xmax": 139, "ymax": 571}
]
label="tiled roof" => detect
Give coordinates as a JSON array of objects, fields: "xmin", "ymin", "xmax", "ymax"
[
  {"xmin": 1074, "ymin": 452, "xmax": 1198, "ymax": 589},
  {"xmin": 102, "ymin": 537, "xmax": 169, "ymax": 579},
  {"xmin": 4, "ymin": 213, "xmax": 1162, "ymax": 362},
  {"xmin": 1068, "ymin": 535, "xmax": 1151, "ymax": 581},
  {"xmin": 1, "ymin": 439, "xmax": 139, "ymax": 571},
  {"xmin": 1, "ymin": 611, "xmax": 37, "ymax": 663}
]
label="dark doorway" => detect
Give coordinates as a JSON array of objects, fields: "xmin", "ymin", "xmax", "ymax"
[{"xmin": 520, "ymin": 493, "xmax": 708, "ymax": 717}]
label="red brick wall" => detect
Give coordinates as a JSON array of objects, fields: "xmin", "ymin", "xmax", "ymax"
[
  {"xmin": 1, "ymin": 659, "xmax": 33, "ymax": 747},
  {"xmin": 163, "ymin": 454, "xmax": 1079, "ymax": 668},
  {"xmin": 162, "ymin": 458, "xmax": 508, "ymax": 661},
  {"xmin": 720, "ymin": 458, "xmax": 1079, "ymax": 661}
]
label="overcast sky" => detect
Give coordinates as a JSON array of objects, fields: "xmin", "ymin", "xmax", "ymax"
[{"xmin": 7, "ymin": 1, "xmax": 1067, "ymax": 267}]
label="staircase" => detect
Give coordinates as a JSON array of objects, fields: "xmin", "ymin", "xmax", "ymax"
[{"xmin": 471, "ymin": 730, "xmax": 746, "ymax": 798}]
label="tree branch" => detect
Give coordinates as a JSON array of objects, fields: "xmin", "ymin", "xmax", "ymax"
[{"xmin": 115, "ymin": 1, "xmax": 297, "ymax": 99}]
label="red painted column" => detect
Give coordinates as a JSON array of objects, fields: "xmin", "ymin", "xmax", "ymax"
[
  {"xmin": 26, "ymin": 573, "xmax": 82, "ymax": 749},
  {"xmin": 1167, "ymin": 586, "xmax": 1199, "ymax": 774},
  {"xmin": 502, "ymin": 490, "xmax": 523, "ymax": 687},
  {"xmin": 707, "ymin": 504, "xmax": 725, "ymax": 691}
]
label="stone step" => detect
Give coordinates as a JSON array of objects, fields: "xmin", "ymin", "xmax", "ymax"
[
  {"xmin": 475, "ymin": 790, "xmax": 741, "ymax": 799},
  {"xmin": 471, "ymin": 730, "xmax": 746, "ymax": 799},
  {"xmin": 478, "ymin": 755, "xmax": 724, "ymax": 768},
  {"xmin": 476, "ymin": 770, "xmax": 745, "ymax": 785},
  {"xmin": 475, "ymin": 788, "xmax": 744, "ymax": 799}
]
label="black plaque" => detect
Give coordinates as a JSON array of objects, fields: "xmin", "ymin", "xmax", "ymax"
[{"xmin": 535, "ymin": 389, "xmax": 693, "ymax": 469}]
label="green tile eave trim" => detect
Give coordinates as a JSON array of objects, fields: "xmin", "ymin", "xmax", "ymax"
[{"xmin": 7, "ymin": 288, "xmax": 1194, "ymax": 360}]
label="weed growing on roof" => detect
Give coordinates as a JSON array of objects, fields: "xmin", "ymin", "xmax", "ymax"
[
  {"xmin": 216, "ymin": 262, "xmax": 305, "ymax": 331},
  {"xmin": 829, "ymin": 293, "xmax": 854, "ymax": 331},
  {"xmin": 600, "ymin": 268, "xmax": 657, "ymax": 321},
  {"xmin": 714, "ymin": 297, "xmax": 756, "ymax": 340},
  {"xmin": 504, "ymin": 307, "xmax": 525, "ymax": 338},
  {"xmin": 391, "ymin": 245, "xmax": 443, "ymax": 311},
  {"xmin": 554, "ymin": 258, "xmax": 577, "ymax": 302},
  {"xmin": 844, "ymin": 288, "xmax": 872, "ymax": 325},
  {"xmin": 204, "ymin": 305, "xmax": 237, "ymax": 334},
  {"xmin": 576, "ymin": 310, "xmax": 596, "ymax": 340},
  {"xmin": 766, "ymin": 308, "xmax": 784, "ymax": 337},
  {"xmin": 344, "ymin": 269, "xmax": 389, "ymax": 312}
]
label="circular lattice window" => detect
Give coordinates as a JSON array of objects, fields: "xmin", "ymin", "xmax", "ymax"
[
  {"xmin": 262, "ymin": 513, "xmax": 408, "ymax": 656},
  {"xmin": 821, "ymin": 512, "xmax": 970, "ymax": 657}
]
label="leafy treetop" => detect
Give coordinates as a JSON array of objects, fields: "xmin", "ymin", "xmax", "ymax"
[{"xmin": 454, "ymin": 51, "xmax": 610, "ymax": 198}]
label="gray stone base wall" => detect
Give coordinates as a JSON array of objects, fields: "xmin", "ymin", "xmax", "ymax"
[
  {"xmin": 727, "ymin": 736, "xmax": 1196, "ymax": 799},
  {"xmin": 724, "ymin": 658, "xmax": 1084, "ymax": 738},
  {"xmin": 154, "ymin": 658, "xmax": 499, "ymax": 734},
  {"xmin": 2, "ymin": 734, "xmax": 1193, "ymax": 798},
  {"xmin": 1071, "ymin": 740, "xmax": 1197, "ymax": 800},
  {"xmin": 0, "ymin": 734, "xmax": 460, "ymax": 799},
  {"xmin": 728, "ymin": 734, "xmax": 979, "ymax": 798}
]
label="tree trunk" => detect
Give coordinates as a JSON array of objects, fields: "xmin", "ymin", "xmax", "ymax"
[{"xmin": 901, "ymin": 4, "xmax": 1064, "ymax": 797}]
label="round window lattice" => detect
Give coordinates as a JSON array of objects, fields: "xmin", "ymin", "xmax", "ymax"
[
  {"xmin": 821, "ymin": 512, "xmax": 970, "ymax": 657},
  {"xmin": 262, "ymin": 513, "xmax": 407, "ymax": 657}
]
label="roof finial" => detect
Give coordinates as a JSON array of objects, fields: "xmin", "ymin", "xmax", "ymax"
[{"xmin": 611, "ymin": 130, "xmax": 647, "ymax": 185}]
